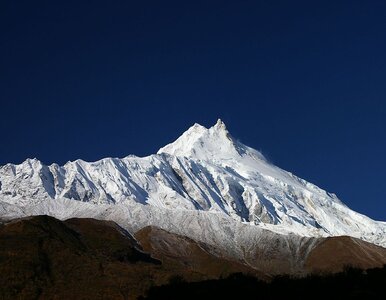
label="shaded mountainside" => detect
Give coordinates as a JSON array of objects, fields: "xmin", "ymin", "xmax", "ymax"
[
  {"xmin": 135, "ymin": 226, "xmax": 386, "ymax": 276},
  {"xmin": 1, "ymin": 198, "xmax": 385, "ymax": 278},
  {"xmin": 0, "ymin": 215, "xmax": 385, "ymax": 299},
  {"xmin": 306, "ymin": 236, "xmax": 386, "ymax": 273},
  {"xmin": 0, "ymin": 216, "xmax": 258, "ymax": 300},
  {"xmin": 0, "ymin": 215, "xmax": 159, "ymax": 299},
  {"xmin": 134, "ymin": 226, "xmax": 265, "ymax": 279}
]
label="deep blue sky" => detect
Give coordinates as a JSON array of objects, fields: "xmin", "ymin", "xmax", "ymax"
[{"xmin": 1, "ymin": 1, "xmax": 385, "ymax": 220}]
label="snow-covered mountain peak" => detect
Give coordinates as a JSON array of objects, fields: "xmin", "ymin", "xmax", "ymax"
[
  {"xmin": 157, "ymin": 122, "xmax": 207, "ymax": 157},
  {"xmin": 24, "ymin": 158, "xmax": 42, "ymax": 166},
  {"xmin": 209, "ymin": 118, "xmax": 231, "ymax": 139},
  {"xmin": 157, "ymin": 120, "xmax": 249, "ymax": 163},
  {"xmin": 1, "ymin": 120, "xmax": 385, "ymax": 248}
]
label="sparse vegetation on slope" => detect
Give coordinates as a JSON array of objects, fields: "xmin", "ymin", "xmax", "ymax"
[{"xmin": 143, "ymin": 266, "xmax": 386, "ymax": 300}]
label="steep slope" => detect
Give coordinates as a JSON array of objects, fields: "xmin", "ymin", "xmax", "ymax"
[
  {"xmin": 0, "ymin": 198, "xmax": 320, "ymax": 275},
  {"xmin": 1, "ymin": 216, "xmax": 384, "ymax": 300},
  {"xmin": 136, "ymin": 225, "xmax": 386, "ymax": 277},
  {"xmin": 0, "ymin": 120, "xmax": 385, "ymax": 248},
  {"xmin": 3, "ymin": 198, "xmax": 385, "ymax": 277},
  {"xmin": 0, "ymin": 215, "xmax": 270, "ymax": 300},
  {"xmin": 0, "ymin": 215, "xmax": 160, "ymax": 299},
  {"xmin": 135, "ymin": 226, "xmax": 264, "ymax": 279},
  {"xmin": 305, "ymin": 236, "xmax": 386, "ymax": 273}
]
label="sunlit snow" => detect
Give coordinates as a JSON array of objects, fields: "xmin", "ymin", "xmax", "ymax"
[{"xmin": 0, "ymin": 120, "xmax": 385, "ymax": 250}]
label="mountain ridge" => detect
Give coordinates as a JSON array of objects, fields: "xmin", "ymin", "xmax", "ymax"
[
  {"xmin": 1, "ymin": 215, "xmax": 384, "ymax": 300},
  {"xmin": 0, "ymin": 120, "xmax": 385, "ymax": 249}
]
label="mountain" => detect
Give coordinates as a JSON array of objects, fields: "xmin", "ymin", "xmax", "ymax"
[
  {"xmin": 1, "ymin": 216, "xmax": 260, "ymax": 299},
  {"xmin": 0, "ymin": 215, "xmax": 159, "ymax": 299},
  {"xmin": 0, "ymin": 120, "xmax": 385, "ymax": 245},
  {"xmin": 134, "ymin": 225, "xmax": 264, "ymax": 278},
  {"xmin": 1, "ymin": 216, "xmax": 385, "ymax": 300},
  {"xmin": 0, "ymin": 120, "xmax": 385, "ymax": 278}
]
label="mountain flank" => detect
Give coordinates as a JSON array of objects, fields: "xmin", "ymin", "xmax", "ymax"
[
  {"xmin": 0, "ymin": 215, "xmax": 258, "ymax": 299},
  {"xmin": 0, "ymin": 215, "xmax": 385, "ymax": 299}
]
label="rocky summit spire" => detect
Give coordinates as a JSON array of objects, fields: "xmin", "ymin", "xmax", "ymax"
[{"xmin": 214, "ymin": 118, "xmax": 227, "ymax": 131}]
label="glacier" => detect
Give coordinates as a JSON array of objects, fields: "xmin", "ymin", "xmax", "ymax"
[{"xmin": 0, "ymin": 119, "xmax": 385, "ymax": 252}]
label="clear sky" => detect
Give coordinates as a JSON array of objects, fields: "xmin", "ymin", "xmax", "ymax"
[{"xmin": 1, "ymin": 1, "xmax": 385, "ymax": 220}]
